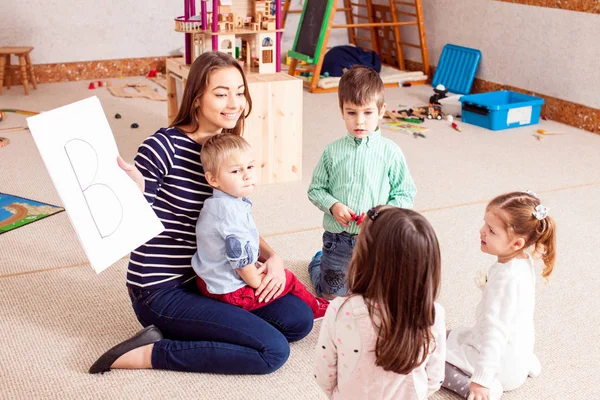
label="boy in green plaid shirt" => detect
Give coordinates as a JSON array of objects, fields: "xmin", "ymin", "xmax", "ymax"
[{"xmin": 307, "ymin": 66, "xmax": 416, "ymax": 298}]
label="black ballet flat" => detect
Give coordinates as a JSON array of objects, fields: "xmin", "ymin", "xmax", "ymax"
[{"xmin": 89, "ymin": 325, "xmax": 163, "ymax": 374}]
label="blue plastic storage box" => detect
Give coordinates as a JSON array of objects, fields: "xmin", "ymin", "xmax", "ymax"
[{"xmin": 459, "ymin": 91, "xmax": 544, "ymax": 131}]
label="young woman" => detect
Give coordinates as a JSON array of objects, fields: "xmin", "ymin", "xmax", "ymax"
[{"xmin": 89, "ymin": 52, "xmax": 314, "ymax": 375}]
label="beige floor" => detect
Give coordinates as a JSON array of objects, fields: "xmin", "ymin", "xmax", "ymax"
[{"xmin": 1, "ymin": 77, "xmax": 599, "ymax": 399}]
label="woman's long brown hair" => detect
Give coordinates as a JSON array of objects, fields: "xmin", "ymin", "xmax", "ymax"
[
  {"xmin": 170, "ymin": 51, "xmax": 253, "ymax": 136},
  {"xmin": 347, "ymin": 206, "xmax": 441, "ymax": 374}
]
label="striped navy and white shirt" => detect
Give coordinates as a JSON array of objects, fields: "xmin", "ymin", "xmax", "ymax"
[{"xmin": 127, "ymin": 127, "xmax": 213, "ymax": 289}]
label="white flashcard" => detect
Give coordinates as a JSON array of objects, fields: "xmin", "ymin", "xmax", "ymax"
[{"xmin": 27, "ymin": 96, "xmax": 164, "ymax": 273}]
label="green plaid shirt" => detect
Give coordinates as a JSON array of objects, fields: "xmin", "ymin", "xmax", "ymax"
[{"xmin": 308, "ymin": 129, "xmax": 416, "ymax": 234}]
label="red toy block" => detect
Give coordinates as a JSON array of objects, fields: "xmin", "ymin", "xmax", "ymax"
[
  {"xmin": 350, "ymin": 212, "xmax": 366, "ymax": 225},
  {"xmin": 356, "ymin": 213, "xmax": 366, "ymax": 225},
  {"xmin": 88, "ymin": 82, "xmax": 96, "ymax": 90}
]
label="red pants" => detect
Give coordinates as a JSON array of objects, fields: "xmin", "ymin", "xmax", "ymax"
[{"xmin": 197, "ymin": 269, "xmax": 322, "ymax": 316}]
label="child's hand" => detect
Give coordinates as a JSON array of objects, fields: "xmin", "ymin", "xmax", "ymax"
[
  {"xmin": 468, "ymin": 382, "xmax": 490, "ymax": 400},
  {"xmin": 330, "ymin": 202, "xmax": 355, "ymax": 227},
  {"xmin": 256, "ymin": 263, "xmax": 267, "ymax": 276}
]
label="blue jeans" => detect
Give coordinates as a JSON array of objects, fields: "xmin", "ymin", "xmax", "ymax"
[
  {"xmin": 128, "ymin": 282, "xmax": 313, "ymax": 374},
  {"xmin": 308, "ymin": 231, "xmax": 356, "ymax": 297}
]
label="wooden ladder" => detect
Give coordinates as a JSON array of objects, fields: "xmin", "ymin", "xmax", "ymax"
[{"xmin": 343, "ymin": 0, "xmax": 430, "ymax": 77}]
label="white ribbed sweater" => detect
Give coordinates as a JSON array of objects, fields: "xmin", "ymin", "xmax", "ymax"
[{"xmin": 446, "ymin": 255, "xmax": 536, "ymax": 391}]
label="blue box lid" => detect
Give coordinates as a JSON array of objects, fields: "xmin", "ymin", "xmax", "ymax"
[{"xmin": 432, "ymin": 44, "xmax": 481, "ymax": 95}]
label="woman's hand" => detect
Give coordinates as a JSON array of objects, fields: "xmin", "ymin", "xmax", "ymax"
[
  {"xmin": 255, "ymin": 254, "xmax": 286, "ymax": 303},
  {"xmin": 117, "ymin": 156, "xmax": 144, "ymax": 193},
  {"xmin": 468, "ymin": 382, "xmax": 490, "ymax": 400}
]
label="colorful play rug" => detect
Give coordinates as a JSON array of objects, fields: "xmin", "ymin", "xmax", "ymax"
[{"xmin": 0, "ymin": 193, "xmax": 64, "ymax": 235}]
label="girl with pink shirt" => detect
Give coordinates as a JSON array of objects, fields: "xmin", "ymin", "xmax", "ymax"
[{"xmin": 314, "ymin": 206, "xmax": 446, "ymax": 399}]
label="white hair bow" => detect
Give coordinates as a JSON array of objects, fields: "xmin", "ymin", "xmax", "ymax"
[
  {"xmin": 532, "ymin": 204, "xmax": 549, "ymax": 220},
  {"xmin": 523, "ymin": 190, "xmax": 538, "ymax": 198}
]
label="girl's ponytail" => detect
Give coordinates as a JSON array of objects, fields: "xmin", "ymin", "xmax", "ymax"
[{"xmin": 534, "ymin": 215, "xmax": 556, "ymax": 281}]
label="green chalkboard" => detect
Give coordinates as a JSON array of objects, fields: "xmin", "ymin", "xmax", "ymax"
[{"xmin": 288, "ymin": 0, "xmax": 335, "ymax": 64}]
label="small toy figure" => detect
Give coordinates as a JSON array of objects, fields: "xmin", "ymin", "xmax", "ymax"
[{"xmin": 429, "ymin": 84, "xmax": 448, "ymax": 105}]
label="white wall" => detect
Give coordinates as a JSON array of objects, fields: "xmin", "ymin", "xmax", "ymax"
[
  {"xmin": 1, "ymin": 1, "xmax": 191, "ymax": 64},
  {"xmin": 0, "ymin": 0, "xmax": 348, "ymax": 65},
  {"xmin": 3, "ymin": 0, "xmax": 597, "ymax": 109},
  {"xmin": 416, "ymin": 0, "xmax": 600, "ymax": 109}
]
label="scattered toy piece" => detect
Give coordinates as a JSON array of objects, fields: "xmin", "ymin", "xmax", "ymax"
[
  {"xmin": 427, "ymin": 103, "xmax": 443, "ymax": 120},
  {"xmin": 536, "ymin": 129, "xmax": 566, "ymax": 135},
  {"xmin": 447, "ymin": 115, "xmax": 454, "ymax": 123},
  {"xmin": 402, "ymin": 82, "xmax": 412, "ymax": 87},
  {"xmin": 88, "ymin": 82, "xmax": 96, "ymax": 90},
  {"xmin": 0, "ymin": 109, "xmax": 39, "ymax": 117},
  {"xmin": 115, "ymin": 113, "xmax": 122, "ymax": 119},
  {"xmin": 97, "ymin": 81, "xmax": 103, "ymax": 87},
  {"xmin": 451, "ymin": 122, "xmax": 460, "ymax": 130},
  {"xmin": 131, "ymin": 123, "xmax": 139, "ymax": 128},
  {"xmin": 451, "ymin": 122, "xmax": 462, "ymax": 132},
  {"xmin": 0, "ymin": 126, "xmax": 29, "ymax": 134},
  {"xmin": 413, "ymin": 132, "xmax": 427, "ymax": 139},
  {"xmin": 349, "ymin": 212, "xmax": 366, "ymax": 225},
  {"xmin": 108, "ymin": 84, "xmax": 166, "ymax": 101},
  {"xmin": 355, "ymin": 213, "xmax": 365, "ymax": 225},
  {"xmin": 541, "ymin": 116, "xmax": 547, "ymax": 120},
  {"xmin": 0, "ymin": 137, "xmax": 10, "ymax": 148},
  {"xmin": 147, "ymin": 69, "xmax": 159, "ymax": 78},
  {"xmin": 400, "ymin": 117, "xmax": 423, "ymax": 124}
]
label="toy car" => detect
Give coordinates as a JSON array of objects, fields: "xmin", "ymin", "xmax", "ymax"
[{"xmin": 427, "ymin": 104, "xmax": 443, "ymax": 120}]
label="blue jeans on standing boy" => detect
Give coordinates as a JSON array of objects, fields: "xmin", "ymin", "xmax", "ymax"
[{"xmin": 308, "ymin": 231, "xmax": 356, "ymax": 297}]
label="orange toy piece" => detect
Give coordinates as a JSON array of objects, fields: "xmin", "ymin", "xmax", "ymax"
[{"xmin": 536, "ymin": 129, "xmax": 566, "ymax": 135}]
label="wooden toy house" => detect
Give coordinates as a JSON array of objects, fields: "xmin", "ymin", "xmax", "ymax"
[{"xmin": 174, "ymin": 0, "xmax": 283, "ymax": 74}]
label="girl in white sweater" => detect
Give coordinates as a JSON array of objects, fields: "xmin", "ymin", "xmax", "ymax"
[
  {"xmin": 314, "ymin": 206, "xmax": 446, "ymax": 399},
  {"xmin": 443, "ymin": 191, "xmax": 557, "ymax": 400}
]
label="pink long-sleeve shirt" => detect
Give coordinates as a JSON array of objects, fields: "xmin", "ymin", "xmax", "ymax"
[{"xmin": 314, "ymin": 295, "xmax": 446, "ymax": 399}]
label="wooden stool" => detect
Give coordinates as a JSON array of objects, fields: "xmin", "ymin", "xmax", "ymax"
[{"xmin": 0, "ymin": 46, "xmax": 38, "ymax": 95}]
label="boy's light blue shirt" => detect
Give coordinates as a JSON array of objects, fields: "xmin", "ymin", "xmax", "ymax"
[{"xmin": 191, "ymin": 189, "xmax": 260, "ymax": 294}]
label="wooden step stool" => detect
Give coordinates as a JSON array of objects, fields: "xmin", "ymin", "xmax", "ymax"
[{"xmin": 0, "ymin": 46, "xmax": 38, "ymax": 95}]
